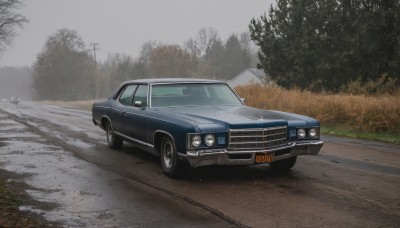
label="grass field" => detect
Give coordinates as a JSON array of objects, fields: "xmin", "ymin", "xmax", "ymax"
[{"xmin": 235, "ymin": 84, "xmax": 400, "ymax": 143}]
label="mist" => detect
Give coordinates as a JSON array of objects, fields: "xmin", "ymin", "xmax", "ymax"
[
  {"xmin": 0, "ymin": 66, "xmax": 32, "ymax": 100},
  {"xmin": 1, "ymin": 0, "xmax": 273, "ymax": 67}
]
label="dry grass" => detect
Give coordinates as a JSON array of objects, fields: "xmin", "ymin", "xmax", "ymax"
[
  {"xmin": 41, "ymin": 100, "xmax": 94, "ymax": 111},
  {"xmin": 235, "ymin": 84, "xmax": 400, "ymax": 134}
]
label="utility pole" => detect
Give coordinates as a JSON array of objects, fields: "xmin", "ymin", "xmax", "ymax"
[{"xmin": 90, "ymin": 43, "xmax": 99, "ymax": 99}]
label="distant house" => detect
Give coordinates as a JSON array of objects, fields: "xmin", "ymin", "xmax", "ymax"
[{"xmin": 228, "ymin": 68, "xmax": 272, "ymax": 88}]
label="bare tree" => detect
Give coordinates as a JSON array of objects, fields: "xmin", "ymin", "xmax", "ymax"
[
  {"xmin": 183, "ymin": 38, "xmax": 200, "ymax": 57},
  {"xmin": 0, "ymin": 0, "xmax": 28, "ymax": 52},
  {"xmin": 147, "ymin": 45, "xmax": 195, "ymax": 77},
  {"xmin": 139, "ymin": 40, "xmax": 158, "ymax": 66},
  {"xmin": 196, "ymin": 27, "xmax": 219, "ymax": 56}
]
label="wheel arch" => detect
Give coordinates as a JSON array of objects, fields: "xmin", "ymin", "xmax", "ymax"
[
  {"xmin": 153, "ymin": 130, "xmax": 175, "ymax": 155},
  {"xmin": 100, "ymin": 116, "xmax": 112, "ymax": 131}
]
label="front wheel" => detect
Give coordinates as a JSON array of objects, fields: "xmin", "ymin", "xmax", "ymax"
[
  {"xmin": 160, "ymin": 136, "xmax": 183, "ymax": 178},
  {"xmin": 106, "ymin": 121, "xmax": 123, "ymax": 149},
  {"xmin": 270, "ymin": 156, "xmax": 297, "ymax": 171}
]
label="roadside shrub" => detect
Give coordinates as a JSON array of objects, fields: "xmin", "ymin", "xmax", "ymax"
[{"xmin": 340, "ymin": 74, "xmax": 399, "ymax": 95}]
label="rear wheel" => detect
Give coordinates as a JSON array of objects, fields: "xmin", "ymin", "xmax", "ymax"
[
  {"xmin": 270, "ymin": 156, "xmax": 297, "ymax": 171},
  {"xmin": 160, "ymin": 136, "xmax": 183, "ymax": 178},
  {"xmin": 106, "ymin": 121, "xmax": 123, "ymax": 149}
]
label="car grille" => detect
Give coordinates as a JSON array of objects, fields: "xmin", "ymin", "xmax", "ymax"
[{"xmin": 229, "ymin": 126, "xmax": 288, "ymax": 150}]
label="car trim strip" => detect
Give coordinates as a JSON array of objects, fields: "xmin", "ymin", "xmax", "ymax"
[{"xmin": 114, "ymin": 131, "xmax": 154, "ymax": 148}]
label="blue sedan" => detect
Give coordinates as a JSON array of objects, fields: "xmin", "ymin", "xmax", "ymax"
[{"xmin": 92, "ymin": 78, "xmax": 323, "ymax": 177}]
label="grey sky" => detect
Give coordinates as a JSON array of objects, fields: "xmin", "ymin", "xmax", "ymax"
[{"xmin": 1, "ymin": 0, "xmax": 274, "ymax": 67}]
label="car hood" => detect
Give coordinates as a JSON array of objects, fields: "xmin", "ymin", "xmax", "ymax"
[{"xmin": 155, "ymin": 105, "xmax": 319, "ymax": 131}]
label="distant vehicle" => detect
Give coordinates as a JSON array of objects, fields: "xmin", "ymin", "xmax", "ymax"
[
  {"xmin": 92, "ymin": 78, "xmax": 323, "ymax": 177},
  {"xmin": 10, "ymin": 97, "xmax": 20, "ymax": 104}
]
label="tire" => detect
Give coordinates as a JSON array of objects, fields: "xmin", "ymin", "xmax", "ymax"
[
  {"xmin": 270, "ymin": 156, "xmax": 297, "ymax": 171},
  {"xmin": 160, "ymin": 136, "xmax": 182, "ymax": 178},
  {"xmin": 106, "ymin": 120, "xmax": 123, "ymax": 149}
]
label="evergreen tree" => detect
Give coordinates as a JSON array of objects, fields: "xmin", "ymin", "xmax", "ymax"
[{"xmin": 249, "ymin": 0, "xmax": 400, "ymax": 91}]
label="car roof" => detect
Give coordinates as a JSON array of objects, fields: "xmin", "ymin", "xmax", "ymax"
[{"xmin": 123, "ymin": 78, "xmax": 225, "ymax": 85}]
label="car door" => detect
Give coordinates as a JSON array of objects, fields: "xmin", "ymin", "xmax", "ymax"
[
  {"xmin": 109, "ymin": 84, "xmax": 137, "ymax": 133},
  {"xmin": 123, "ymin": 84, "xmax": 149, "ymax": 145}
]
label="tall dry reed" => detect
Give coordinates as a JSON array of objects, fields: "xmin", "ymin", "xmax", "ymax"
[{"xmin": 235, "ymin": 84, "xmax": 400, "ymax": 133}]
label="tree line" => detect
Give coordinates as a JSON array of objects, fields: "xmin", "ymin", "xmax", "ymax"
[
  {"xmin": 7, "ymin": 0, "xmax": 399, "ymax": 100},
  {"xmin": 32, "ymin": 28, "xmax": 257, "ymax": 100},
  {"xmin": 249, "ymin": 0, "xmax": 400, "ymax": 92}
]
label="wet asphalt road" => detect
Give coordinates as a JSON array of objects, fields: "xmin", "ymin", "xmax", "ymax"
[{"xmin": 0, "ymin": 101, "xmax": 399, "ymax": 227}]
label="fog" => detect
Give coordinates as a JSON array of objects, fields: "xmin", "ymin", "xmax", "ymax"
[
  {"xmin": 1, "ymin": 0, "xmax": 273, "ymax": 67},
  {"xmin": 0, "ymin": 67, "xmax": 32, "ymax": 100}
]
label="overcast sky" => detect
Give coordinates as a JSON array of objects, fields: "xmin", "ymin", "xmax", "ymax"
[{"xmin": 1, "ymin": 0, "xmax": 274, "ymax": 67}]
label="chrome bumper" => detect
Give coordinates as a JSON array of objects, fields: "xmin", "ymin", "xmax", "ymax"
[{"xmin": 182, "ymin": 140, "xmax": 323, "ymax": 168}]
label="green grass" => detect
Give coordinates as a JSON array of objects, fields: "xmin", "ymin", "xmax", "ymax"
[{"xmin": 321, "ymin": 125, "xmax": 400, "ymax": 144}]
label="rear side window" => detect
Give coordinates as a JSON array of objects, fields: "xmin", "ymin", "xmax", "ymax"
[{"xmin": 118, "ymin": 85, "xmax": 137, "ymax": 105}]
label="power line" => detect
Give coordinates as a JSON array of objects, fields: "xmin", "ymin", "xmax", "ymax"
[
  {"xmin": 90, "ymin": 43, "xmax": 99, "ymax": 99},
  {"xmin": 90, "ymin": 43, "xmax": 99, "ymax": 64}
]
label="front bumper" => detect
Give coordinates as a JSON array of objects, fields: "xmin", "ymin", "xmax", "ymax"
[{"xmin": 182, "ymin": 140, "xmax": 323, "ymax": 168}]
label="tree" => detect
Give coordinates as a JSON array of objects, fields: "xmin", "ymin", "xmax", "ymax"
[
  {"xmin": 249, "ymin": 0, "xmax": 400, "ymax": 91},
  {"xmin": 100, "ymin": 53, "xmax": 146, "ymax": 96},
  {"xmin": 239, "ymin": 32, "xmax": 259, "ymax": 68},
  {"xmin": 224, "ymin": 34, "xmax": 251, "ymax": 79},
  {"xmin": 196, "ymin": 27, "xmax": 220, "ymax": 56},
  {"xmin": 205, "ymin": 39, "xmax": 226, "ymax": 79},
  {"xmin": 147, "ymin": 45, "xmax": 197, "ymax": 77},
  {"xmin": 139, "ymin": 40, "xmax": 158, "ymax": 67},
  {"xmin": 32, "ymin": 28, "xmax": 95, "ymax": 100},
  {"xmin": 183, "ymin": 38, "xmax": 200, "ymax": 57},
  {"xmin": 204, "ymin": 34, "xmax": 253, "ymax": 80},
  {"xmin": 0, "ymin": 0, "xmax": 28, "ymax": 53}
]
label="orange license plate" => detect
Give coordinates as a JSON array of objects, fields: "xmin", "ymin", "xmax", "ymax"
[{"xmin": 255, "ymin": 153, "xmax": 274, "ymax": 163}]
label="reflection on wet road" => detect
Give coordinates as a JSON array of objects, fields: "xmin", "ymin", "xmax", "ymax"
[{"xmin": 0, "ymin": 101, "xmax": 399, "ymax": 227}]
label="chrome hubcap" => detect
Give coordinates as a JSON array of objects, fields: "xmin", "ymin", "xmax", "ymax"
[
  {"xmin": 107, "ymin": 124, "xmax": 113, "ymax": 142},
  {"xmin": 163, "ymin": 142, "xmax": 173, "ymax": 169}
]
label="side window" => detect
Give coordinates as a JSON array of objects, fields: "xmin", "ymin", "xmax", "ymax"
[
  {"xmin": 118, "ymin": 85, "xmax": 137, "ymax": 105},
  {"xmin": 133, "ymin": 85, "xmax": 148, "ymax": 107}
]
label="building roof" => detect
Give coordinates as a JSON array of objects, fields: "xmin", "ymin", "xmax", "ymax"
[
  {"xmin": 229, "ymin": 68, "xmax": 266, "ymax": 83},
  {"xmin": 247, "ymin": 68, "xmax": 266, "ymax": 80}
]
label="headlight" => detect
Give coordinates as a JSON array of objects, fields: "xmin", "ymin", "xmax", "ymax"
[
  {"xmin": 204, "ymin": 134, "xmax": 215, "ymax": 146},
  {"xmin": 192, "ymin": 135, "xmax": 201, "ymax": 147},
  {"xmin": 297, "ymin": 129, "xmax": 306, "ymax": 138},
  {"xmin": 309, "ymin": 128, "xmax": 317, "ymax": 138}
]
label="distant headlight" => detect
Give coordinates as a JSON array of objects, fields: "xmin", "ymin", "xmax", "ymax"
[
  {"xmin": 192, "ymin": 135, "xmax": 201, "ymax": 147},
  {"xmin": 297, "ymin": 129, "xmax": 306, "ymax": 138},
  {"xmin": 309, "ymin": 128, "xmax": 318, "ymax": 138},
  {"xmin": 204, "ymin": 134, "xmax": 215, "ymax": 146}
]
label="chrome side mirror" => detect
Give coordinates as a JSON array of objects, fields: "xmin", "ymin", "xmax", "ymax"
[
  {"xmin": 240, "ymin": 97, "xmax": 246, "ymax": 103},
  {"xmin": 134, "ymin": 101, "xmax": 142, "ymax": 108}
]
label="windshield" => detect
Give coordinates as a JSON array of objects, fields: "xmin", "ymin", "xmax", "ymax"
[{"xmin": 151, "ymin": 83, "xmax": 242, "ymax": 107}]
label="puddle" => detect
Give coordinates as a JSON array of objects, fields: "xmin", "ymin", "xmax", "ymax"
[{"xmin": 0, "ymin": 110, "xmax": 122, "ymax": 226}]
